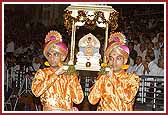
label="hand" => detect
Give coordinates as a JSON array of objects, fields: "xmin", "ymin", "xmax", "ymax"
[
  {"xmin": 71, "ymin": 107, "xmax": 79, "ymax": 111},
  {"xmin": 55, "ymin": 66, "xmax": 65, "ymax": 75},
  {"xmin": 142, "ymin": 62, "xmax": 150, "ymax": 74},
  {"xmin": 142, "ymin": 62, "xmax": 148, "ymax": 69},
  {"xmin": 107, "ymin": 67, "xmax": 113, "ymax": 77}
]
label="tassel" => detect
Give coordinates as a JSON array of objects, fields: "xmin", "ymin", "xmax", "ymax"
[
  {"xmin": 101, "ymin": 63, "xmax": 107, "ymax": 67},
  {"xmin": 44, "ymin": 61, "xmax": 50, "ymax": 66}
]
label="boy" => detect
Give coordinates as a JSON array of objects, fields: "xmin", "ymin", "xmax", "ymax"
[
  {"xmin": 31, "ymin": 30, "xmax": 84, "ymax": 111},
  {"xmin": 88, "ymin": 32, "xmax": 140, "ymax": 111}
]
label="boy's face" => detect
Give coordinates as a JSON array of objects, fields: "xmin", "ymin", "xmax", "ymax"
[
  {"xmin": 161, "ymin": 48, "xmax": 164, "ymax": 55},
  {"xmin": 145, "ymin": 56, "xmax": 151, "ymax": 63},
  {"xmin": 46, "ymin": 47, "xmax": 61, "ymax": 67},
  {"xmin": 108, "ymin": 48, "xmax": 125, "ymax": 73},
  {"xmin": 135, "ymin": 56, "xmax": 142, "ymax": 65},
  {"xmin": 158, "ymin": 58, "xmax": 164, "ymax": 69},
  {"xmin": 140, "ymin": 44, "xmax": 145, "ymax": 51}
]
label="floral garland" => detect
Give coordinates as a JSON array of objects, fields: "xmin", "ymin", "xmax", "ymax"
[
  {"xmin": 98, "ymin": 62, "xmax": 129, "ymax": 76},
  {"xmin": 98, "ymin": 63, "xmax": 110, "ymax": 75},
  {"xmin": 66, "ymin": 65, "xmax": 78, "ymax": 75},
  {"xmin": 44, "ymin": 61, "xmax": 77, "ymax": 75}
]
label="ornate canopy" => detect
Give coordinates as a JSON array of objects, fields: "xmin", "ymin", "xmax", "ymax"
[
  {"xmin": 64, "ymin": 4, "xmax": 119, "ymax": 31},
  {"xmin": 64, "ymin": 4, "xmax": 119, "ymax": 66}
]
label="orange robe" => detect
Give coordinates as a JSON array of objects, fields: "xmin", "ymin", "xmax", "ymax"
[
  {"xmin": 88, "ymin": 70, "xmax": 140, "ymax": 111},
  {"xmin": 31, "ymin": 68, "xmax": 84, "ymax": 111}
]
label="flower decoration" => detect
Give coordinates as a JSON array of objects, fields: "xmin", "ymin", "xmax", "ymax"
[
  {"xmin": 45, "ymin": 30, "xmax": 62, "ymax": 44},
  {"xmin": 108, "ymin": 32, "xmax": 127, "ymax": 44},
  {"xmin": 66, "ymin": 65, "xmax": 78, "ymax": 75},
  {"xmin": 98, "ymin": 63, "xmax": 109, "ymax": 75},
  {"xmin": 113, "ymin": 37, "xmax": 120, "ymax": 42},
  {"xmin": 101, "ymin": 63, "xmax": 107, "ymax": 67}
]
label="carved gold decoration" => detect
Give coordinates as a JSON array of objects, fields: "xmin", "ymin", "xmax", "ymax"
[
  {"xmin": 45, "ymin": 30, "xmax": 62, "ymax": 44},
  {"xmin": 63, "ymin": 4, "xmax": 119, "ymax": 65},
  {"xmin": 64, "ymin": 5, "xmax": 119, "ymax": 31}
]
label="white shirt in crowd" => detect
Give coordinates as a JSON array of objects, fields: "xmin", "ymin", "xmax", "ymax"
[
  {"xmin": 127, "ymin": 63, "xmax": 144, "ymax": 76},
  {"xmin": 129, "ymin": 57, "xmax": 134, "ymax": 66},
  {"xmin": 153, "ymin": 48, "xmax": 161, "ymax": 64},
  {"xmin": 156, "ymin": 67, "xmax": 164, "ymax": 83},
  {"xmin": 134, "ymin": 44, "xmax": 140, "ymax": 54},
  {"xmin": 144, "ymin": 61, "xmax": 159, "ymax": 76},
  {"xmin": 132, "ymin": 63, "xmax": 144, "ymax": 76},
  {"xmin": 138, "ymin": 49, "xmax": 147, "ymax": 61},
  {"xmin": 156, "ymin": 68, "xmax": 164, "ymax": 76},
  {"xmin": 6, "ymin": 41, "xmax": 14, "ymax": 53},
  {"xmin": 126, "ymin": 65, "xmax": 134, "ymax": 73},
  {"xmin": 32, "ymin": 63, "xmax": 41, "ymax": 71},
  {"xmin": 127, "ymin": 61, "xmax": 163, "ymax": 77},
  {"xmin": 14, "ymin": 46, "xmax": 23, "ymax": 56},
  {"xmin": 152, "ymin": 37, "xmax": 158, "ymax": 44}
]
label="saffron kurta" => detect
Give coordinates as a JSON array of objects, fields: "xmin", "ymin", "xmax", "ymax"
[
  {"xmin": 88, "ymin": 70, "xmax": 140, "ymax": 111},
  {"xmin": 31, "ymin": 68, "xmax": 84, "ymax": 111}
]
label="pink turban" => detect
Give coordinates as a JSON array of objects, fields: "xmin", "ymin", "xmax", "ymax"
[
  {"xmin": 43, "ymin": 31, "xmax": 68, "ymax": 59},
  {"xmin": 105, "ymin": 32, "xmax": 129, "ymax": 62}
]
